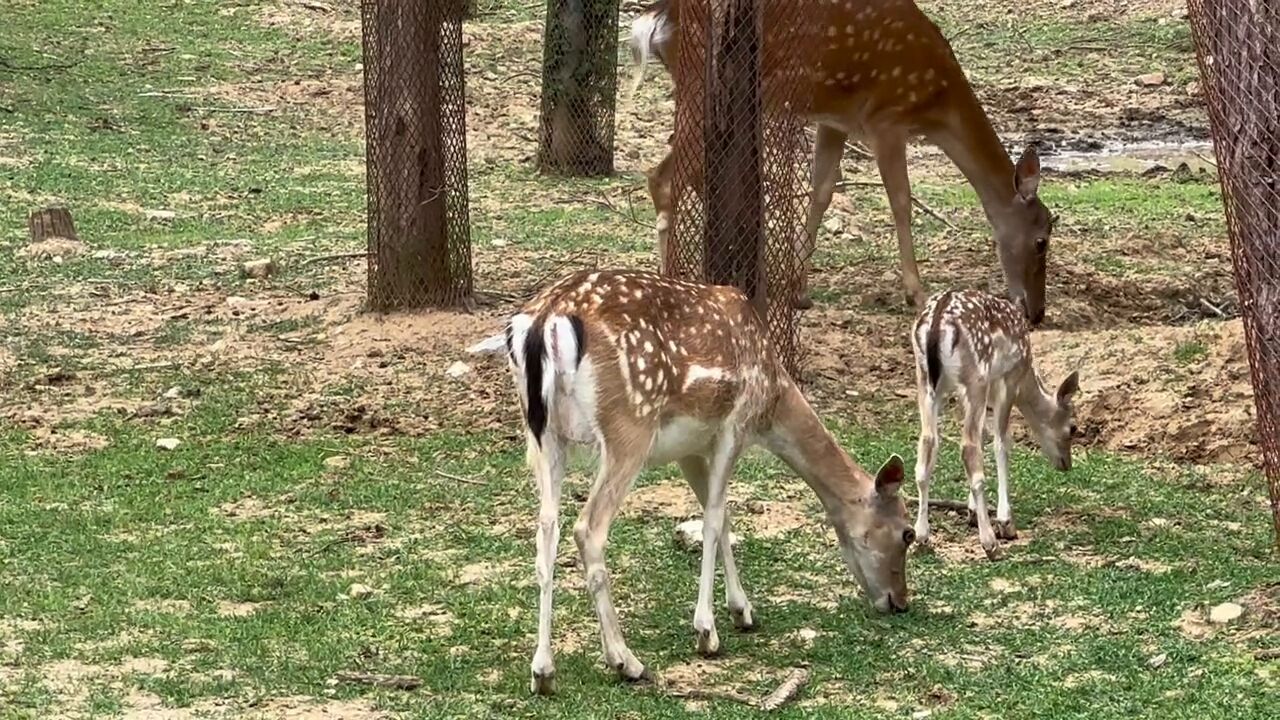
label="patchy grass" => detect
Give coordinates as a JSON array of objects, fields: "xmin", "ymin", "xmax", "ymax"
[{"xmin": 2, "ymin": 0, "xmax": 1272, "ymax": 718}]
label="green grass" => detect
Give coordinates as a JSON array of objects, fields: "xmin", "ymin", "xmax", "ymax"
[
  {"xmin": 2, "ymin": 0, "xmax": 1271, "ymax": 718},
  {"xmin": 1, "ymin": 388, "xmax": 1276, "ymax": 718}
]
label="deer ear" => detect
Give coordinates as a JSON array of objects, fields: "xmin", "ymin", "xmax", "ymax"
[
  {"xmin": 1057, "ymin": 370, "xmax": 1080, "ymax": 403},
  {"xmin": 874, "ymin": 454, "xmax": 906, "ymax": 496},
  {"xmin": 1014, "ymin": 146, "xmax": 1041, "ymax": 200}
]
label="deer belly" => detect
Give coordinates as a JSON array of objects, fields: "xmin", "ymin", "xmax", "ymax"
[{"xmin": 647, "ymin": 416, "xmax": 716, "ymax": 467}]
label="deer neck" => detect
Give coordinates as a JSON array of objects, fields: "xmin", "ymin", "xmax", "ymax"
[
  {"xmin": 1014, "ymin": 368, "xmax": 1058, "ymax": 436},
  {"xmin": 931, "ymin": 90, "xmax": 1018, "ymax": 231},
  {"xmin": 761, "ymin": 381, "xmax": 872, "ymax": 522}
]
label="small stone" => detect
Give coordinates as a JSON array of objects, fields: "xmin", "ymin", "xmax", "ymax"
[
  {"xmin": 163, "ymin": 386, "xmax": 183, "ymax": 400},
  {"xmin": 445, "ymin": 361, "xmax": 471, "ymax": 378},
  {"xmin": 323, "ymin": 455, "xmax": 350, "ymax": 470},
  {"xmin": 797, "ymin": 627, "xmax": 819, "ymax": 645},
  {"xmin": 1208, "ymin": 602, "xmax": 1243, "ymax": 624},
  {"xmin": 823, "ymin": 216, "xmax": 842, "ymax": 234},
  {"xmin": 674, "ymin": 519, "xmax": 740, "ymax": 551},
  {"xmin": 491, "ymin": 239, "xmax": 508, "ymax": 248},
  {"xmin": 145, "ymin": 209, "xmax": 176, "ymax": 221},
  {"xmin": 912, "ymin": 710, "xmax": 933, "ymax": 720},
  {"xmin": 347, "ymin": 583, "xmax": 376, "ymax": 600},
  {"xmin": 1148, "ymin": 652, "xmax": 1168, "ymax": 669},
  {"xmin": 1186, "ymin": 80, "xmax": 1202, "ymax": 97},
  {"xmin": 241, "ymin": 259, "xmax": 276, "ymax": 279},
  {"xmin": 1135, "ymin": 72, "xmax": 1167, "ymax": 87},
  {"xmin": 155, "ymin": 437, "xmax": 181, "ymax": 451}
]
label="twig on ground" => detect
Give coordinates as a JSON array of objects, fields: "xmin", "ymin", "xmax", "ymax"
[
  {"xmin": 1198, "ymin": 297, "xmax": 1227, "ymax": 318},
  {"xmin": 659, "ymin": 667, "xmax": 811, "ymax": 711},
  {"xmin": 302, "ymin": 251, "xmax": 369, "ymax": 266},
  {"xmin": 435, "ymin": 469, "xmax": 484, "ymax": 486},
  {"xmin": 189, "ymin": 105, "xmax": 277, "ymax": 114},
  {"xmin": 0, "ymin": 56, "xmax": 81, "ymax": 72},
  {"xmin": 1254, "ymin": 648, "xmax": 1280, "ymax": 661},
  {"xmin": 830, "ymin": 179, "xmax": 959, "ymax": 231},
  {"xmin": 1193, "ymin": 150, "xmax": 1217, "ymax": 168},
  {"xmin": 571, "ymin": 189, "xmax": 654, "ymax": 231},
  {"xmin": 759, "ymin": 668, "xmax": 810, "ymax": 711},
  {"xmin": 333, "ymin": 671, "xmax": 422, "ymax": 690},
  {"xmin": 844, "ymin": 140, "xmax": 874, "ymax": 160}
]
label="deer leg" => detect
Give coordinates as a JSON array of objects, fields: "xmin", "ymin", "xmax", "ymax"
[
  {"xmin": 692, "ymin": 437, "xmax": 743, "ymax": 657},
  {"xmin": 872, "ymin": 133, "xmax": 926, "ymax": 309},
  {"xmin": 529, "ymin": 433, "xmax": 566, "ymax": 695},
  {"xmin": 646, "ymin": 144, "xmax": 675, "ymax": 272},
  {"xmin": 991, "ymin": 383, "xmax": 1018, "ymax": 540},
  {"xmin": 679, "ymin": 455, "xmax": 754, "ymax": 631},
  {"xmin": 913, "ymin": 364, "xmax": 943, "ymax": 546},
  {"xmin": 797, "ymin": 124, "xmax": 848, "ymax": 309},
  {"xmin": 574, "ymin": 444, "xmax": 650, "ymax": 683},
  {"xmin": 961, "ymin": 385, "xmax": 1001, "ymax": 559}
]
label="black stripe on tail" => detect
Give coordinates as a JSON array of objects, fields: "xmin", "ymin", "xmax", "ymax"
[
  {"xmin": 524, "ymin": 321, "xmax": 548, "ymax": 445},
  {"xmin": 925, "ymin": 291, "xmax": 953, "ymax": 391}
]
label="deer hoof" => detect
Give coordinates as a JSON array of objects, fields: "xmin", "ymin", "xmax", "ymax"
[
  {"xmin": 530, "ymin": 669, "xmax": 556, "ymax": 696},
  {"xmin": 996, "ymin": 519, "xmax": 1018, "ymax": 540},
  {"xmin": 731, "ymin": 605, "xmax": 757, "ymax": 632},
  {"xmin": 982, "ymin": 542, "xmax": 1005, "ymax": 561},
  {"xmin": 696, "ymin": 628, "xmax": 721, "ymax": 657}
]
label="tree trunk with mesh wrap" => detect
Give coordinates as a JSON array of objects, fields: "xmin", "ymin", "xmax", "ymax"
[
  {"xmin": 361, "ymin": 0, "xmax": 472, "ymax": 310},
  {"xmin": 703, "ymin": 0, "xmax": 764, "ymax": 314},
  {"xmin": 1188, "ymin": 0, "xmax": 1280, "ymax": 547},
  {"xmin": 538, "ymin": 0, "xmax": 620, "ymax": 176}
]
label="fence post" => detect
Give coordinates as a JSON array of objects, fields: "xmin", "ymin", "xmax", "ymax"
[
  {"xmin": 361, "ymin": 0, "xmax": 473, "ymax": 310},
  {"xmin": 538, "ymin": 0, "xmax": 622, "ymax": 176},
  {"xmin": 1187, "ymin": 0, "xmax": 1280, "ymax": 548}
]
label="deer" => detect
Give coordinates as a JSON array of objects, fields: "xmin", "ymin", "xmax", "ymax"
[
  {"xmin": 910, "ymin": 289, "xmax": 1079, "ymax": 560},
  {"xmin": 468, "ymin": 268, "xmax": 915, "ymax": 695},
  {"xmin": 629, "ymin": 0, "xmax": 1057, "ymax": 323}
]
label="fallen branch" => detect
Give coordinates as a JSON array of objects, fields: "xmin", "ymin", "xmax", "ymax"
[
  {"xmin": 1198, "ymin": 297, "xmax": 1228, "ymax": 319},
  {"xmin": 1254, "ymin": 648, "xmax": 1280, "ymax": 661},
  {"xmin": 333, "ymin": 671, "xmax": 422, "ymax": 690}
]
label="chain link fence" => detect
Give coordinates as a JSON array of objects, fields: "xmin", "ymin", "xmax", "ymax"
[
  {"xmin": 361, "ymin": 0, "xmax": 473, "ymax": 310},
  {"xmin": 538, "ymin": 0, "xmax": 622, "ymax": 176},
  {"xmin": 1187, "ymin": 0, "xmax": 1280, "ymax": 547},
  {"xmin": 665, "ymin": 0, "xmax": 813, "ymax": 377}
]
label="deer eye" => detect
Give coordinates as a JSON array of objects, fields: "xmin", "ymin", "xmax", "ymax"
[{"xmin": 902, "ymin": 528, "xmax": 916, "ymax": 545}]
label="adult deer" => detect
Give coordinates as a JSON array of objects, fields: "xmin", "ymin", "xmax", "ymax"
[
  {"xmin": 630, "ymin": 0, "xmax": 1056, "ymax": 322},
  {"xmin": 469, "ymin": 269, "xmax": 914, "ymax": 695}
]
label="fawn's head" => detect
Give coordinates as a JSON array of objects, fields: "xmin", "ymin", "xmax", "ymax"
[
  {"xmin": 995, "ymin": 146, "xmax": 1056, "ymax": 326},
  {"xmin": 832, "ymin": 455, "xmax": 914, "ymax": 613},
  {"xmin": 1035, "ymin": 370, "xmax": 1080, "ymax": 471}
]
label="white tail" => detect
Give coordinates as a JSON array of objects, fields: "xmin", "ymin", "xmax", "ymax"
[
  {"xmin": 910, "ymin": 289, "xmax": 1080, "ymax": 560},
  {"xmin": 630, "ymin": 0, "xmax": 1056, "ymax": 323},
  {"xmin": 486, "ymin": 268, "xmax": 913, "ymax": 695}
]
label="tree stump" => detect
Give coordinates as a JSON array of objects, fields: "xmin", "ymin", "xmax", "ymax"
[{"xmin": 28, "ymin": 207, "xmax": 79, "ymax": 243}]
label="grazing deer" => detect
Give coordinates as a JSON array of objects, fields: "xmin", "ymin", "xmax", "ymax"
[
  {"xmin": 469, "ymin": 269, "xmax": 914, "ymax": 695},
  {"xmin": 630, "ymin": 0, "xmax": 1056, "ymax": 322},
  {"xmin": 910, "ymin": 289, "xmax": 1079, "ymax": 559}
]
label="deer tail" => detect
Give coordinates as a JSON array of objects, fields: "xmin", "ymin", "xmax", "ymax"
[
  {"xmin": 511, "ymin": 314, "xmax": 587, "ymax": 447},
  {"xmin": 629, "ymin": 1, "xmax": 671, "ymax": 96}
]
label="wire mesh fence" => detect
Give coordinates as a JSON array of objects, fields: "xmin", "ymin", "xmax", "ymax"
[
  {"xmin": 361, "ymin": 0, "xmax": 473, "ymax": 310},
  {"xmin": 538, "ymin": 0, "xmax": 623, "ymax": 176},
  {"xmin": 663, "ymin": 0, "xmax": 813, "ymax": 377},
  {"xmin": 1187, "ymin": 0, "xmax": 1280, "ymax": 547}
]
